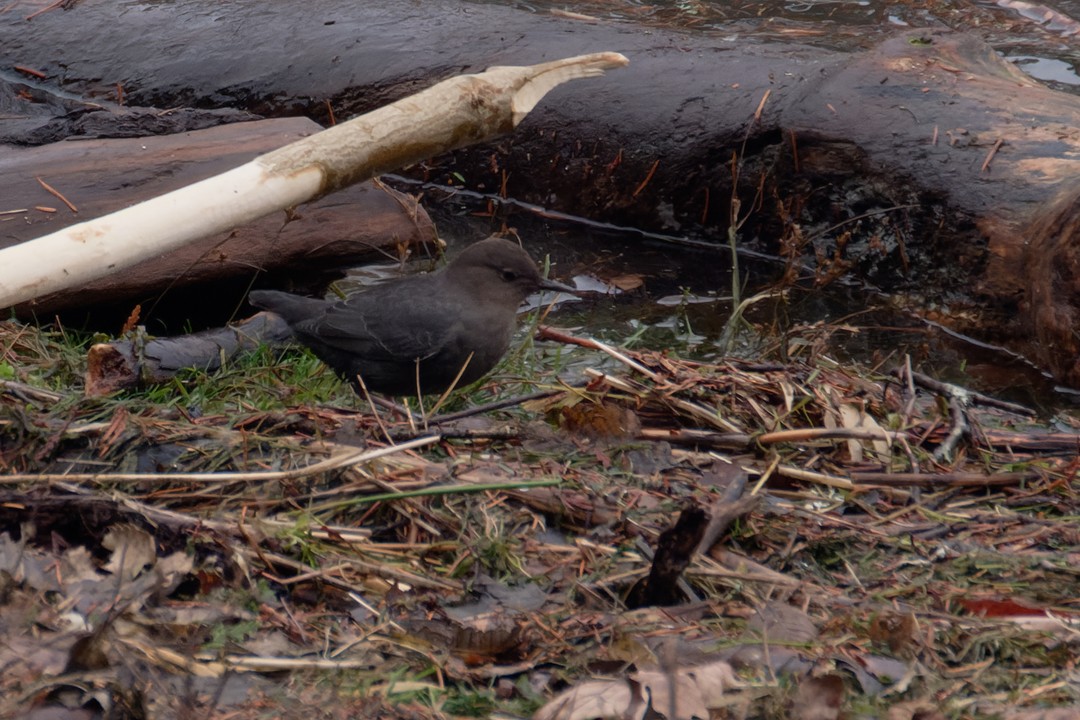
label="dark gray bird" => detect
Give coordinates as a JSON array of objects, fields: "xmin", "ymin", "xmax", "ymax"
[{"xmin": 249, "ymin": 237, "xmax": 575, "ymax": 396}]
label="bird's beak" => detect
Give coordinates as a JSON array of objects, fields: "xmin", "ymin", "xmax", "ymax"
[{"xmin": 539, "ymin": 277, "xmax": 580, "ymax": 295}]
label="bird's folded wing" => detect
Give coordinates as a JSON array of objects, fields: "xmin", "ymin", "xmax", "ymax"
[{"xmin": 298, "ymin": 292, "xmax": 460, "ymax": 363}]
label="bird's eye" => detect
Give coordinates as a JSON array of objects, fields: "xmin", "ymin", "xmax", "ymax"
[{"xmin": 501, "ymin": 269, "xmax": 517, "ymax": 282}]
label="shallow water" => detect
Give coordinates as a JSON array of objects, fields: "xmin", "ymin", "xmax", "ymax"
[{"xmin": 364, "ymin": 177, "xmax": 1073, "ymax": 414}]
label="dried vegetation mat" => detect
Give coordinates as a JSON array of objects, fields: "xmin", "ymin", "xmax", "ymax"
[{"xmin": 1, "ymin": 319, "xmax": 1078, "ymax": 720}]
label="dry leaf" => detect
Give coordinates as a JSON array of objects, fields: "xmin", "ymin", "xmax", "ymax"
[
  {"xmin": 533, "ymin": 679, "xmax": 634, "ymax": 720},
  {"xmin": 560, "ymin": 401, "xmax": 642, "ymax": 440},
  {"xmin": 632, "ymin": 668, "xmax": 708, "ymax": 720},
  {"xmin": 533, "ymin": 659, "xmax": 741, "ymax": 720},
  {"xmin": 838, "ymin": 402, "xmax": 891, "ymax": 460},
  {"xmin": 608, "ymin": 273, "xmax": 644, "ymax": 291},
  {"xmin": 869, "ymin": 612, "xmax": 918, "ymax": 655},
  {"xmin": 791, "ymin": 674, "xmax": 845, "ymax": 720},
  {"xmin": 102, "ymin": 524, "xmax": 157, "ymax": 581},
  {"xmin": 684, "ymin": 660, "xmax": 743, "ymax": 708}
]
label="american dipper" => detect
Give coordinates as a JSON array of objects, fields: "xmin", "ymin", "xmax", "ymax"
[{"xmin": 249, "ymin": 237, "xmax": 575, "ymax": 396}]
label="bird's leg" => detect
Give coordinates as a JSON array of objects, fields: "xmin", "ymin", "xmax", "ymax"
[
  {"xmin": 354, "ymin": 371, "xmax": 394, "ymax": 443},
  {"xmin": 424, "ymin": 352, "xmax": 474, "ymax": 425}
]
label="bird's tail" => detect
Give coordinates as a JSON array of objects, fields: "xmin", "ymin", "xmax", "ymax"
[{"xmin": 248, "ymin": 289, "xmax": 328, "ymax": 324}]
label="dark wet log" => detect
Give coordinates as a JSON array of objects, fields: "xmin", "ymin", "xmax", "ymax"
[
  {"xmin": 0, "ymin": 117, "xmax": 436, "ymax": 322},
  {"xmin": 4, "ymin": 1, "xmax": 1080, "ymax": 382}
]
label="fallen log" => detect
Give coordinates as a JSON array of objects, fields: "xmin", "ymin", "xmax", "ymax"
[
  {"xmin": 0, "ymin": 53, "xmax": 628, "ymax": 314},
  {"xmin": 4, "ymin": 1, "xmax": 1080, "ymax": 383},
  {"xmin": 0, "ymin": 117, "xmax": 436, "ymax": 322}
]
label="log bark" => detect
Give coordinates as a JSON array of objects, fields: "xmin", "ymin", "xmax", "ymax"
[
  {"xmin": 4, "ymin": 1, "xmax": 1080, "ymax": 383},
  {"xmin": 1, "ymin": 118, "xmax": 437, "ymax": 322}
]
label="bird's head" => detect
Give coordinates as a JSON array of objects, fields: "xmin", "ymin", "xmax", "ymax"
[{"xmin": 446, "ymin": 237, "xmax": 576, "ymax": 305}]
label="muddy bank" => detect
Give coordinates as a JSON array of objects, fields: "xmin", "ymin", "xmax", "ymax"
[{"xmin": 4, "ymin": 0, "xmax": 1080, "ymax": 380}]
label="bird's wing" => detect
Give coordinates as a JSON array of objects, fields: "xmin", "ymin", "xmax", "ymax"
[{"xmin": 297, "ymin": 286, "xmax": 461, "ymax": 363}]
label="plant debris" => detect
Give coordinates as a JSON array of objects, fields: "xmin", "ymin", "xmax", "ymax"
[{"xmin": 0, "ymin": 318, "xmax": 1078, "ymax": 719}]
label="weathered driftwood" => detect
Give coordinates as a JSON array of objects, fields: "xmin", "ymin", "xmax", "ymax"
[
  {"xmin": 0, "ymin": 52, "xmax": 627, "ymax": 310},
  {"xmin": 4, "ymin": 1, "xmax": 1080, "ymax": 383},
  {"xmin": 0, "ymin": 117, "xmax": 436, "ymax": 319}
]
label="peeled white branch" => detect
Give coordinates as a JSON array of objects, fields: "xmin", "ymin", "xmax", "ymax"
[{"xmin": 0, "ymin": 52, "xmax": 628, "ymax": 310}]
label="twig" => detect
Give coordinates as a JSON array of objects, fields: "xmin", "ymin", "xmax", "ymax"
[
  {"xmin": 14, "ymin": 65, "xmax": 46, "ymax": 79},
  {"xmin": 427, "ymin": 388, "xmax": 567, "ymax": 425},
  {"xmin": 756, "ymin": 427, "xmax": 901, "ymax": 445},
  {"xmin": 537, "ymin": 325, "xmax": 662, "ymax": 381},
  {"xmin": 25, "ymin": 0, "xmax": 67, "ymax": 20},
  {"xmin": 888, "ymin": 367, "xmax": 1035, "ymax": 462},
  {"xmin": 0, "ymin": 435, "xmax": 440, "ymax": 483},
  {"xmin": 632, "ymin": 159, "xmax": 660, "ymax": 197},
  {"xmin": 900, "ymin": 369, "xmax": 1035, "ymax": 416},
  {"xmin": 638, "ymin": 427, "xmax": 752, "ymax": 450},
  {"xmin": 936, "ymin": 393, "xmax": 970, "ymax": 462},
  {"xmin": 0, "ymin": 378, "xmax": 63, "ymax": 404},
  {"xmin": 752, "ymin": 89, "xmax": 771, "ymax": 123},
  {"xmin": 772, "ymin": 464, "xmax": 854, "ymax": 491},
  {"xmin": 355, "ymin": 371, "xmax": 394, "ymax": 444},
  {"xmin": 980, "ymin": 138, "xmax": 1004, "ymax": 173},
  {"xmin": 261, "ymin": 548, "xmax": 460, "ymax": 593},
  {"xmin": 849, "ymin": 471, "xmax": 1035, "ymax": 487},
  {"xmin": 900, "ymin": 355, "xmax": 917, "ymax": 422},
  {"xmin": 302, "ymin": 478, "xmax": 563, "ymax": 514},
  {"xmin": 805, "ymin": 204, "xmax": 919, "ymax": 244},
  {"xmin": 424, "ymin": 351, "xmax": 474, "ymax": 421},
  {"xmin": 693, "ymin": 553, "xmax": 801, "ymax": 587},
  {"xmin": 585, "ymin": 368, "xmax": 744, "ymax": 433},
  {"xmin": 34, "ymin": 176, "xmax": 78, "ymax": 213}
]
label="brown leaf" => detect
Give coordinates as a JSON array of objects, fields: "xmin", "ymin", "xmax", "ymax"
[
  {"xmin": 608, "ymin": 273, "xmax": 644, "ymax": 291},
  {"xmin": 791, "ymin": 674, "xmax": 845, "ymax": 720},
  {"xmin": 869, "ymin": 612, "xmax": 918, "ymax": 655},
  {"xmin": 560, "ymin": 401, "xmax": 642, "ymax": 440},
  {"xmin": 120, "ymin": 304, "xmax": 141, "ymax": 335},
  {"xmin": 608, "ymin": 634, "xmax": 657, "ymax": 667}
]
